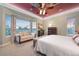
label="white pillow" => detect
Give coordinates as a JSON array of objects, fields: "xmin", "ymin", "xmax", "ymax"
[{"xmin": 74, "ymin": 37, "xmax": 79, "ymax": 45}]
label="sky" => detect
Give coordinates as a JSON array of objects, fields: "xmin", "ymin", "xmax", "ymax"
[
  {"xmin": 16, "ymin": 19, "xmax": 31, "ymax": 29},
  {"xmin": 6, "ymin": 15, "xmax": 36, "ymax": 29}
]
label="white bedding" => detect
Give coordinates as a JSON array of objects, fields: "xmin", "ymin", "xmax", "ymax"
[{"xmin": 36, "ymin": 35, "xmax": 79, "ymax": 56}]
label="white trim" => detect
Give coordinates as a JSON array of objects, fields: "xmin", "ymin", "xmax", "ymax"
[
  {"xmin": 0, "ymin": 3, "xmax": 43, "ymax": 20},
  {"xmin": 44, "ymin": 7, "xmax": 79, "ymax": 20}
]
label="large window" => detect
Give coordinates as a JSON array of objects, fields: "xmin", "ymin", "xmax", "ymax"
[
  {"xmin": 32, "ymin": 22, "xmax": 37, "ymax": 33},
  {"xmin": 16, "ymin": 19, "xmax": 31, "ymax": 33},
  {"xmin": 67, "ymin": 17, "xmax": 75, "ymax": 36},
  {"xmin": 5, "ymin": 15, "xmax": 12, "ymax": 36}
]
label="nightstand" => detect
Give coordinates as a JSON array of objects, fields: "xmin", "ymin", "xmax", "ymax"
[
  {"xmin": 14, "ymin": 34, "xmax": 21, "ymax": 44},
  {"xmin": 33, "ymin": 38, "xmax": 37, "ymax": 48}
]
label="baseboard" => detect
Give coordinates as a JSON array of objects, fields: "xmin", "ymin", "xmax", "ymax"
[
  {"xmin": 19, "ymin": 39, "xmax": 33, "ymax": 44},
  {"xmin": 0, "ymin": 42, "xmax": 10, "ymax": 48}
]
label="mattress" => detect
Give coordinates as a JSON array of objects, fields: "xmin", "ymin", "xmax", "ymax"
[{"xmin": 36, "ymin": 35, "xmax": 79, "ymax": 56}]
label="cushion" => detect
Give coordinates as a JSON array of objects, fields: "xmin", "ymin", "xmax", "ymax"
[
  {"xmin": 74, "ymin": 37, "xmax": 79, "ymax": 45},
  {"xmin": 19, "ymin": 32, "xmax": 30, "ymax": 36},
  {"xmin": 72, "ymin": 34, "xmax": 79, "ymax": 40}
]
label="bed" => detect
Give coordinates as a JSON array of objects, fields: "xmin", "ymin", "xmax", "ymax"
[{"xmin": 35, "ymin": 35, "xmax": 79, "ymax": 56}]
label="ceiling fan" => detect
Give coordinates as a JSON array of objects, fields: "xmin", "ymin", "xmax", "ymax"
[
  {"xmin": 31, "ymin": 3, "xmax": 59, "ymax": 16},
  {"xmin": 39, "ymin": 3, "xmax": 59, "ymax": 15}
]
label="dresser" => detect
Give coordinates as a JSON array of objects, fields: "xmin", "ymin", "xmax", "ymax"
[{"xmin": 48, "ymin": 27, "xmax": 57, "ymax": 35}]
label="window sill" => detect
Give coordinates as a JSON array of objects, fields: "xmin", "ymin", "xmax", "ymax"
[{"xmin": 6, "ymin": 35, "xmax": 11, "ymax": 38}]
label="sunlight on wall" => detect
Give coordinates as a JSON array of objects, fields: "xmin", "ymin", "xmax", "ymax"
[{"xmin": 48, "ymin": 21, "xmax": 56, "ymax": 27}]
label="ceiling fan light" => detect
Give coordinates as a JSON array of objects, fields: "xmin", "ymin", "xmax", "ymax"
[
  {"xmin": 40, "ymin": 9, "xmax": 42, "ymax": 15},
  {"xmin": 43, "ymin": 9, "xmax": 46, "ymax": 15}
]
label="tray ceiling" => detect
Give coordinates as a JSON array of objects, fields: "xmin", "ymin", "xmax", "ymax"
[{"xmin": 11, "ymin": 3, "xmax": 79, "ymax": 17}]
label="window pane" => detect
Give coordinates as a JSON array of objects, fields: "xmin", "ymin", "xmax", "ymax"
[
  {"xmin": 32, "ymin": 22, "xmax": 37, "ymax": 33},
  {"xmin": 67, "ymin": 17, "xmax": 75, "ymax": 36},
  {"xmin": 16, "ymin": 19, "xmax": 31, "ymax": 33},
  {"xmin": 5, "ymin": 15, "xmax": 11, "ymax": 36}
]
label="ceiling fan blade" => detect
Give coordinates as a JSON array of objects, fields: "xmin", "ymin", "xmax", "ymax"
[
  {"xmin": 46, "ymin": 3, "xmax": 59, "ymax": 10},
  {"xmin": 47, "ymin": 6, "xmax": 54, "ymax": 9}
]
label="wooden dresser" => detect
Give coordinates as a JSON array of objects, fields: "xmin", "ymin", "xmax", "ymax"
[{"xmin": 48, "ymin": 27, "xmax": 57, "ymax": 35}]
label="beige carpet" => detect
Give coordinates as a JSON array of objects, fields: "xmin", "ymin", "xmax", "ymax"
[{"xmin": 0, "ymin": 41, "xmax": 41, "ymax": 56}]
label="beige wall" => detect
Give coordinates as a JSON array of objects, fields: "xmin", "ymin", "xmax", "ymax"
[
  {"xmin": 0, "ymin": 7, "xmax": 2, "ymax": 44},
  {"xmin": 75, "ymin": 13, "xmax": 79, "ymax": 29},
  {"xmin": 44, "ymin": 11, "xmax": 79, "ymax": 36}
]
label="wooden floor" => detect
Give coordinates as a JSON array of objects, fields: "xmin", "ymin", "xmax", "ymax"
[{"xmin": 0, "ymin": 40, "xmax": 42, "ymax": 56}]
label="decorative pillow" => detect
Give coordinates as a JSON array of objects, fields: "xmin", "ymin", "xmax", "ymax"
[
  {"xmin": 74, "ymin": 37, "xmax": 79, "ymax": 45},
  {"xmin": 72, "ymin": 34, "xmax": 79, "ymax": 40}
]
